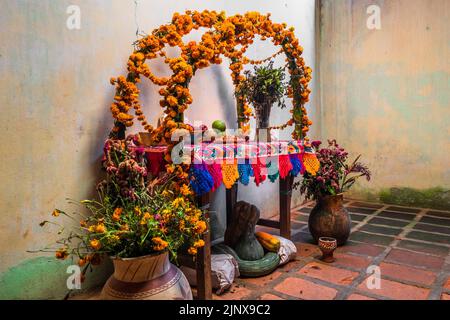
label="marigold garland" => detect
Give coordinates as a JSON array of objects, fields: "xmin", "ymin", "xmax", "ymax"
[{"xmin": 109, "ymin": 10, "xmax": 313, "ymax": 191}]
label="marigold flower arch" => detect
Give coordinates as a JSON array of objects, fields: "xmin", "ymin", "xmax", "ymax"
[{"xmin": 109, "ymin": 10, "xmax": 313, "ymax": 148}]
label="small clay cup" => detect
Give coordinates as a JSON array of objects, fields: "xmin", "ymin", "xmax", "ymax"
[{"xmin": 318, "ymin": 237, "xmax": 337, "ymax": 263}]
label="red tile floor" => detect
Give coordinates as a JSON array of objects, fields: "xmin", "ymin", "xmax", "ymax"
[
  {"xmin": 214, "ymin": 200, "xmax": 450, "ymax": 300},
  {"xmin": 73, "ymin": 200, "xmax": 450, "ymax": 300}
]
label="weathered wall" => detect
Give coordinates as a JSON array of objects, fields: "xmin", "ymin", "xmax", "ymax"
[
  {"xmin": 318, "ymin": 0, "xmax": 450, "ymax": 207},
  {"xmin": 0, "ymin": 0, "xmax": 316, "ymax": 298}
]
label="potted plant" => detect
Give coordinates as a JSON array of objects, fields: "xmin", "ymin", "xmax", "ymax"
[
  {"xmin": 297, "ymin": 140, "xmax": 371, "ymax": 245},
  {"xmin": 235, "ymin": 60, "xmax": 287, "ymax": 139},
  {"xmin": 40, "ymin": 135, "xmax": 206, "ymax": 300}
]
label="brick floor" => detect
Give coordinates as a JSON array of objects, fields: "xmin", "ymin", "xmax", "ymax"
[
  {"xmin": 259, "ymin": 293, "xmax": 284, "ymax": 300},
  {"xmin": 378, "ymin": 262, "xmax": 437, "ymax": 285},
  {"xmin": 298, "ymin": 261, "xmax": 359, "ymax": 285},
  {"xmin": 219, "ymin": 200, "xmax": 450, "ymax": 301},
  {"xmin": 274, "ymin": 277, "xmax": 337, "ymax": 300},
  {"xmin": 357, "ymin": 277, "xmax": 431, "ymax": 300},
  {"xmin": 72, "ymin": 200, "xmax": 450, "ymax": 301},
  {"xmin": 346, "ymin": 293, "xmax": 376, "ymax": 300},
  {"xmin": 444, "ymin": 277, "xmax": 450, "ymax": 290},
  {"xmin": 333, "ymin": 253, "xmax": 372, "ymax": 270},
  {"xmin": 385, "ymin": 248, "xmax": 445, "ymax": 270}
]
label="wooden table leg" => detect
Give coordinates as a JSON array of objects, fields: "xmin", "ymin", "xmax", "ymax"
[
  {"xmin": 195, "ymin": 192, "xmax": 212, "ymax": 300},
  {"xmin": 225, "ymin": 183, "xmax": 238, "ymax": 228},
  {"xmin": 279, "ymin": 174, "xmax": 294, "ymax": 239}
]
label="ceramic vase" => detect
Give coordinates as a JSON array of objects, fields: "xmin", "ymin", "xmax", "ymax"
[
  {"xmin": 308, "ymin": 193, "xmax": 351, "ymax": 246},
  {"xmin": 101, "ymin": 252, "xmax": 192, "ymax": 300}
]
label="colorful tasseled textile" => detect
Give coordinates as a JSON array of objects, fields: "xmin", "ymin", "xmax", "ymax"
[
  {"xmin": 238, "ymin": 159, "xmax": 254, "ymax": 186},
  {"xmin": 146, "ymin": 152, "xmax": 164, "ymax": 176},
  {"xmin": 251, "ymin": 157, "xmax": 267, "ymax": 186},
  {"xmin": 222, "ymin": 161, "xmax": 239, "ymax": 189},
  {"xmin": 278, "ymin": 154, "xmax": 293, "ymax": 179},
  {"xmin": 298, "ymin": 152, "xmax": 306, "ymax": 175},
  {"xmin": 266, "ymin": 157, "xmax": 279, "ymax": 183},
  {"xmin": 189, "ymin": 163, "xmax": 214, "ymax": 195},
  {"xmin": 206, "ymin": 163, "xmax": 222, "ymax": 192},
  {"xmin": 289, "ymin": 153, "xmax": 303, "ymax": 177},
  {"xmin": 303, "ymin": 153, "xmax": 320, "ymax": 176}
]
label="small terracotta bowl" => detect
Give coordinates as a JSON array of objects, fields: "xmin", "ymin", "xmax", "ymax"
[{"xmin": 318, "ymin": 237, "xmax": 337, "ymax": 263}]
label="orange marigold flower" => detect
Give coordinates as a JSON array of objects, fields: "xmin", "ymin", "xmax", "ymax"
[
  {"xmin": 55, "ymin": 248, "xmax": 68, "ymax": 260},
  {"xmin": 194, "ymin": 239, "xmax": 205, "ymax": 248},
  {"xmin": 188, "ymin": 247, "xmax": 197, "ymax": 255},
  {"xmin": 180, "ymin": 184, "xmax": 192, "ymax": 196},
  {"xmin": 112, "ymin": 207, "xmax": 123, "ymax": 222},
  {"xmin": 90, "ymin": 239, "xmax": 102, "ymax": 250},
  {"xmin": 95, "ymin": 224, "xmax": 106, "ymax": 233},
  {"xmin": 52, "ymin": 209, "xmax": 60, "ymax": 217},
  {"xmin": 78, "ymin": 258, "xmax": 87, "ymax": 267},
  {"xmin": 166, "ymin": 96, "xmax": 178, "ymax": 107},
  {"xmin": 194, "ymin": 220, "xmax": 207, "ymax": 234},
  {"xmin": 152, "ymin": 237, "xmax": 168, "ymax": 251}
]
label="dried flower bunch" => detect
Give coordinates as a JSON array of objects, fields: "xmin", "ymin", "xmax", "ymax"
[
  {"xmin": 41, "ymin": 135, "xmax": 206, "ymax": 268},
  {"xmin": 297, "ymin": 140, "xmax": 371, "ymax": 200}
]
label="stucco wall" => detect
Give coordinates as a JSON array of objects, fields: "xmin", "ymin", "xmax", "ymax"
[
  {"xmin": 0, "ymin": 0, "xmax": 316, "ymax": 298},
  {"xmin": 318, "ymin": 0, "xmax": 450, "ymax": 205}
]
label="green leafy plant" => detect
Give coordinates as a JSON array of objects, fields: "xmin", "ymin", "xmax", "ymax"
[
  {"xmin": 236, "ymin": 60, "xmax": 287, "ymax": 108},
  {"xmin": 235, "ymin": 61, "xmax": 287, "ymax": 127}
]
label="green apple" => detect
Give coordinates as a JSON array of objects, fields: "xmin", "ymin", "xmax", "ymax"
[{"xmin": 212, "ymin": 120, "xmax": 226, "ymax": 133}]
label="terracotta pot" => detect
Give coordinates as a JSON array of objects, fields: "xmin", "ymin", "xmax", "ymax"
[
  {"xmin": 308, "ymin": 194, "xmax": 351, "ymax": 246},
  {"xmin": 101, "ymin": 252, "xmax": 192, "ymax": 300}
]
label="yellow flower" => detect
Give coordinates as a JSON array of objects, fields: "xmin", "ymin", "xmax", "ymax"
[
  {"xmin": 110, "ymin": 235, "xmax": 120, "ymax": 243},
  {"xmin": 172, "ymin": 197, "xmax": 185, "ymax": 209},
  {"xmin": 134, "ymin": 206, "xmax": 142, "ymax": 216},
  {"xmin": 140, "ymin": 212, "xmax": 152, "ymax": 225},
  {"xmin": 90, "ymin": 239, "xmax": 102, "ymax": 250}
]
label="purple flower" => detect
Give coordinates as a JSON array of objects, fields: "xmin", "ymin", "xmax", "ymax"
[{"xmin": 311, "ymin": 140, "xmax": 322, "ymax": 149}]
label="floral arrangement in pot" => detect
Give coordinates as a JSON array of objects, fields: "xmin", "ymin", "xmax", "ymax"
[
  {"xmin": 235, "ymin": 60, "xmax": 287, "ymax": 135},
  {"xmin": 40, "ymin": 135, "xmax": 206, "ymax": 300},
  {"xmin": 296, "ymin": 139, "xmax": 371, "ymax": 245}
]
